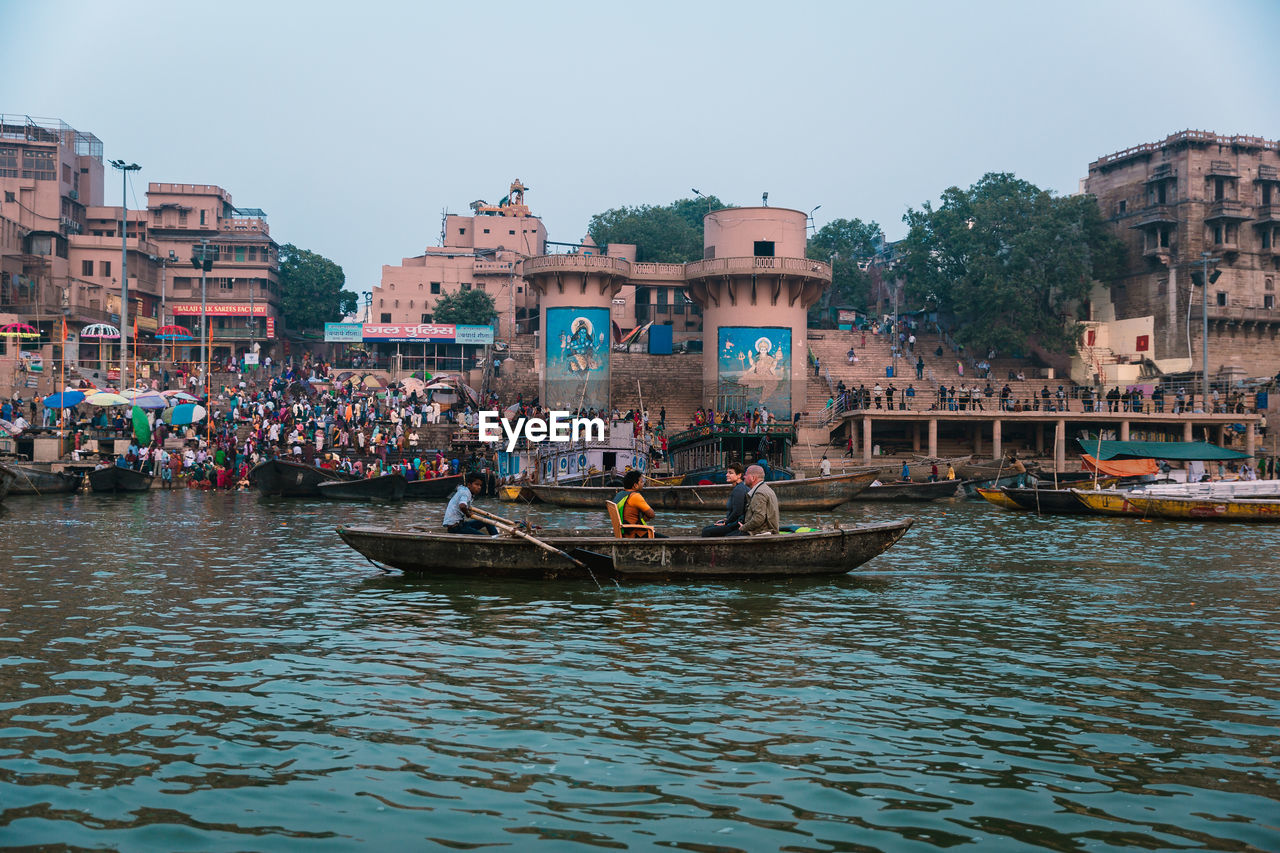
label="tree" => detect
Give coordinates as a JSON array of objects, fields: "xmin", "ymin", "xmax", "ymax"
[
  {"xmin": 278, "ymin": 244, "xmax": 348, "ymax": 331},
  {"xmin": 432, "ymin": 288, "xmax": 497, "ymax": 326},
  {"xmin": 587, "ymin": 195, "xmax": 731, "ymax": 262},
  {"xmin": 806, "ymin": 218, "xmax": 884, "ymax": 323},
  {"xmin": 900, "ymin": 173, "xmax": 1125, "ymax": 354},
  {"xmin": 338, "ymin": 290, "xmax": 359, "ymax": 318}
]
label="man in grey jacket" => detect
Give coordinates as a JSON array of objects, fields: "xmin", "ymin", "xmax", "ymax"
[{"xmin": 732, "ymin": 464, "xmax": 779, "ymax": 536}]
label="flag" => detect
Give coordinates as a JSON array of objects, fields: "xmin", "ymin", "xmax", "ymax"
[{"xmin": 60, "ymin": 318, "xmax": 67, "ymax": 341}]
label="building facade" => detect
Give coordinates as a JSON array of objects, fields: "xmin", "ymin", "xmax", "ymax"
[{"xmin": 1083, "ymin": 130, "xmax": 1280, "ymax": 382}]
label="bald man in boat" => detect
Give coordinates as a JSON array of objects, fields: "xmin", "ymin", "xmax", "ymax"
[{"xmin": 729, "ymin": 464, "xmax": 779, "ymax": 536}]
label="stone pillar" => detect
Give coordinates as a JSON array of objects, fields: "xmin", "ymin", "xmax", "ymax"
[
  {"xmin": 1120, "ymin": 420, "xmax": 1130, "ymax": 441},
  {"xmin": 862, "ymin": 415, "xmax": 873, "ymax": 465},
  {"xmin": 1055, "ymin": 419, "xmax": 1066, "ymax": 471},
  {"xmin": 1216, "ymin": 425, "xmax": 1225, "ymax": 446},
  {"xmin": 974, "ymin": 423, "xmax": 983, "ymax": 456},
  {"xmin": 1247, "ymin": 421, "xmax": 1256, "ymax": 457},
  {"xmin": 1183, "ymin": 420, "xmax": 1194, "ymax": 442},
  {"xmin": 992, "ymin": 419, "xmax": 1002, "ymax": 461},
  {"xmin": 912, "ymin": 422, "xmax": 921, "ymax": 453},
  {"xmin": 928, "ymin": 418, "xmax": 938, "ymax": 458}
]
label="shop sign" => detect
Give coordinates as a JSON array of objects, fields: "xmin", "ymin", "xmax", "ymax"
[
  {"xmin": 265, "ymin": 318, "xmax": 275, "ymax": 338},
  {"xmin": 324, "ymin": 323, "xmax": 364, "ymax": 342},
  {"xmin": 455, "ymin": 324, "xmax": 495, "ymax": 345},
  {"xmin": 171, "ymin": 304, "xmax": 269, "ymax": 316},
  {"xmin": 361, "ymin": 322, "xmax": 456, "ymax": 343}
]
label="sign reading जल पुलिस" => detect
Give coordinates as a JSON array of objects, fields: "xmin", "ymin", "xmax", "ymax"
[{"xmin": 324, "ymin": 323, "xmax": 364, "ymax": 343}]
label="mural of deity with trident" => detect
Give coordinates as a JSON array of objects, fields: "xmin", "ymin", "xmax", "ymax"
[
  {"xmin": 546, "ymin": 307, "xmax": 610, "ymax": 411},
  {"xmin": 718, "ymin": 327, "xmax": 791, "ymax": 417}
]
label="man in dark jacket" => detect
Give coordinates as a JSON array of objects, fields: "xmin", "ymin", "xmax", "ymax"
[{"xmin": 701, "ymin": 462, "xmax": 748, "ymax": 537}]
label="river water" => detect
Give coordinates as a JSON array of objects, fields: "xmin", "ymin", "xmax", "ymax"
[{"xmin": 1, "ymin": 491, "xmax": 1277, "ymax": 851}]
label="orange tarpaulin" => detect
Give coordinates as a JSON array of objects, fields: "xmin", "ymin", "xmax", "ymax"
[{"xmin": 1081, "ymin": 454, "xmax": 1158, "ymax": 477}]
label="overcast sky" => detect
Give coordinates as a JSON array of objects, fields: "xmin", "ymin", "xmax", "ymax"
[{"xmin": 4, "ymin": 0, "xmax": 1277, "ymax": 299}]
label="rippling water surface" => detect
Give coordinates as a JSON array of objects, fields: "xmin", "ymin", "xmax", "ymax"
[{"xmin": 2, "ymin": 491, "xmax": 1278, "ymax": 851}]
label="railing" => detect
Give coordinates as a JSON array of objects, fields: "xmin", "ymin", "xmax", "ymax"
[
  {"xmin": 1253, "ymin": 204, "xmax": 1280, "ymax": 223},
  {"xmin": 1134, "ymin": 204, "xmax": 1178, "ymax": 225},
  {"xmin": 1191, "ymin": 304, "xmax": 1280, "ymax": 324},
  {"xmin": 1205, "ymin": 199, "xmax": 1248, "ymax": 220},
  {"xmin": 473, "ymin": 260, "xmax": 515, "ymax": 275},
  {"xmin": 523, "ymin": 254, "xmax": 631, "ymax": 276},
  {"xmin": 149, "ymin": 183, "xmax": 231, "ymax": 201},
  {"xmin": 629, "ymin": 262, "xmax": 687, "ymax": 281},
  {"xmin": 1207, "ymin": 160, "xmax": 1240, "ymax": 177},
  {"xmin": 220, "ymin": 217, "xmax": 269, "ymax": 235},
  {"xmin": 685, "ymin": 256, "xmax": 832, "ymax": 280},
  {"xmin": 1091, "ymin": 130, "xmax": 1280, "ymax": 168}
]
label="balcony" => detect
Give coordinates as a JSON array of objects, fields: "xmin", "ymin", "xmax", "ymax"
[
  {"xmin": 1207, "ymin": 160, "xmax": 1239, "ymax": 178},
  {"xmin": 220, "ymin": 217, "xmax": 269, "ymax": 236},
  {"xmin": 1144, "ymin": 165, "xmax": 1176, "ymax": 183},
  {"xmin": 1191, "ymin": 304, "xmax": 1280, "ymax": 325},
  {"xmin": 1257, "ymin": 165, "xmax": 1279, "ymax": 182},
  {"xmin": 1252, "ymin": 205, "xmax": 1280, "ymax": 225},
  {"xmin": 522, "ymin": 254, "xmax": 631, "ymax": 276},
  {"xmin": 685, "ymin": 255, "xmax": 832, "ymax": 282},
  {"xmin": 1205, "ymin": 199, "xmax": 1250, "ymax": 222},
  {"xmin": 1130, "ymin": 205, "xmax": 1178, "ymax": 227},
  {"xmin": 472, "ymin": 259, "xmax": 515, "ymax": 276}
]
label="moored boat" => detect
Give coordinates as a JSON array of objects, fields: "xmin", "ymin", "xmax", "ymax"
[
  {"xmin": 5, "ymin": 464, "xmax": 84, "ymax": 495},
  {"xmin": 976, "ymin": 487, "xmax": 1021, "ymax": 510},
  {"xmin": 317, "ymin": 474, "xmax": 407, "ymax": 501},
  {"xmin": 336, "ymin": 518, "xmax": 913, "ymax": 581},
  {"xmin": 1118, "ymin": 495, "xmax": 1280, "ymax": 522},
  {"xmin": 0, "ymin": 463, "xmax": 15, "ymax": 502},
  {"xmin": 87, "ymin": 465, "xmax": 154, "ymax": 493},
  {"xmin": 403, "ymin": 473, "xmax": 464, "ymax": 500},
  {"xmin": 249, "ymin": 459, "xmax": 357, "ymax": 497},
  {"xmin": 497, "ymin": 484, "xmax": 529, "ymax": 502},
  {"xmin": 1001, "ymin": 486, "xmax": 1096, "ymax": 515},
  {"xmin": 526, "ymin": 470, "xmax": 878, "ymax": 511},
  {"xmin": 854, "ymin": 478, "xmax": 963, "ymax": 502},
  {"xmin": 1071, "ymin": 489, "xmax": 1146, "ymax": 517}
]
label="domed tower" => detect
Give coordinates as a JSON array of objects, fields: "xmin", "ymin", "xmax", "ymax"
[
  {"xmin": 685, "ymin": 207, "xmax": 831, "ymax": 418},
  {"xmin": 522, "ymin": 252, "xmax": 630, "ymax": 411}
]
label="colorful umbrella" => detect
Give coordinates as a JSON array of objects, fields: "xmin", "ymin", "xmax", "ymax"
[
  {"xmin": 0, "ymin": 418, "xmax": 21, "ymax": 436},
  {"xmin": 131, "ymin": 392, "xmax": 169, "ymax": 410},
  {"xmin": 0, "ymin": 322, "xmax": 40, "ymax": 339},
  {"xmin": 43, "ymin": 390, "xmax": 86, "ymax": 409},
  {"xmin": 85, "ymin": 391, "xmax": 130, "ymax": 407},
  {"xmin": 155, "ymin": 324, "xmax": 194, "ymax": 340},
  {"xmin": 132, "ymin": 406, "xmax": 151, "ymax": 445},
  {"xmin": 80, "ymin": 323, "xmax": 121, "ymax": 339},
  {"xmin": 161, "ymin": 390, "xmax": 200, "ymax": 402},
  {"xmin": 161, "ymin": 403, "xmax": 207, "ymax": 426}
]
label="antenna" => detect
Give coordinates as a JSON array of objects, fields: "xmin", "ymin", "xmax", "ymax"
[{"xmin": 440, "ymin": 208, "xmax": 447, "ymax": 246}]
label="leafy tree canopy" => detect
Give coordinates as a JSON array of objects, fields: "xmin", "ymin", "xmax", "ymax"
[
  {"xmin": 432, "ymin": 288, "xmax": 497, "ymax": 326},
  {"xmin": 278, "ymin": 243, "xmax": 349, "ymax": 331},
  {"xmin": 338, "ymin": 290, "xmax": 359, "ymax": 318},
  {"xmin": 900, "ymin": 173, "xmax": 1125, "ymax": 354},
  {"xmin": 587, "ymin": 196, "xmax": 731, "ymax": 263},
  {"xmin": 806, "ymin": 218, "xmax": 884, "ymax": 321}
]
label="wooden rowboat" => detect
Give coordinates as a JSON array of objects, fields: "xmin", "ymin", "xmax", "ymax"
[
  {"xmin": 1000, "ymin": 487, "xmax": 1095, "ymax": 515},
  {"xmin": 0, "ymin": 463, "xmax": 15, "ymax": 502},
  {"xmin": 525, "ymin": 470, "xmax": 878, "ymax": 511},
  {"xmin": 976, "ymin": 487, "xmax": 1021, "ymax": 510},
  {"xmin": 249, "ymin": 459, "xmax": 357, "ymax": 497},
  {"xmin": 337, "ymin": 518, "xmax": 914, "ymax": 581},
  {"xmin": 87, "ymin": 465, "xmax": 154, "ymax": 493},
  {"xmin": 403, "ymin": 473, "xmax": 463, "ymax": 500},
  {"xmin": 317, "ymin": 473, "xmax": 407, "ymax": 501},
  {"xmin": 497, "ymin": 484, "xmax": 528, "ymax": 502},
  {"xmin": 853, "ymin": 478, "xmax": 963, "ymax": 502},
  {"xmin": 4, "ymin": 464, "xmax": 84, "ymax": 495},
  {"xmin": 1119, "ymin": 495, "xmax": 1280, "ymax": 522},
  {"xmin": 1071, "ymin": 490, "xmax": 1146, "ymax": 517}
]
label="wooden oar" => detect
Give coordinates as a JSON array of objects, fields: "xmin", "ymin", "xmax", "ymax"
[{"xmin": 469, "ymin": 506, "xmax": 614, "ymax": 576}]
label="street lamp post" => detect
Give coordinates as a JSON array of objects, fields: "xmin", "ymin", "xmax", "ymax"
[
  {"xmin": 1201, "ymin": 251, "xmax": 1219, "ymax": 412},
  {"xmin": 109, "ymin": 159, "xmax": 140, "ymax": 391},
  {"xmin": 691, "ymin": 188, "xmax": 711, "ymax": 217},
  {"xmin": 191, "ymin": 239, "xmax": 211, "ymax": 388}
]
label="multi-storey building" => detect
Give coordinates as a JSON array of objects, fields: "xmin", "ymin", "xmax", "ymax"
[{"xmin": 1082, "ymin": 130, "xmax": 1280, "ymax": 383}]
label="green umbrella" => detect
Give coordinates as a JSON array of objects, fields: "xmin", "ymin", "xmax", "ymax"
[{"xmin": 131, "ymin": 405, "xmax": 151, "ymax": 445}]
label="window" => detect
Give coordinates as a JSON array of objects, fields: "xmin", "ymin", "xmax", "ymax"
[
  {"xmin": 483, "ymin": 228, "xmax": 490, "ymax": 234},
  {"xmin": 81, "ymin": 260, "xmax": 94, "ymax": 276},
  {"xmin": 1266, "ymin": 277, "xmax": 1274, "ymax": 291},
  {"xmin": 753, "ymin": 240, "xmax": 775, "ymax": 257},
  {"xmin": 200, "ymin": 210, "xmax": 206, "ymax": 225},
  {"xmin": 249, "ymin": 246, "xmax": 257, "ymax": 261},
  {"xmin": 0, "ymin": 146, "xmax": 17, "ymax": 177},
  {"xmin": 380, "ymin": 312, "xmax": 391, "ymax": 323},
  {"xmin": 476, "ymin": 282, "xmax": 484, "ymax": 291},
  {"xmin": 1264, "ymin": 184, "xmax": 1273, "ymax": 206},
  {"xmin": 1216, "ymin": 292, "xmax": 1227, "ymax": 306},
  {"xmin": 101, "ymin": 260, "xmax": 111, "ymax": 277},
  {"xmin": 21, "ymin": 149, "xmax": 55, "ymax": 180},
  {"xmin": 459, "ymin": 228, "xmax": 466, "ymax": 235},
  {"xmin": 235, "ymin": 247, "xmax": 245, "ymax": 262},
  {"xmin": 422, "ymin": 314, "xmax": 431, "ymax": 323},
  {"xmin": 220, "ymin": 278, "xmax": 233, "ymax": 291},
  {"xmin": 508, "ymin": 230, "xmax": 515, "ymax": 235},
  {"xmin": 517, "ymin": 286, "xmax": 523, "ymax": 293},
  {"xmin": 1264, "ymin": 231, "xmax": 1273, "ymax": 250},
  {"xmin": 179, "ymin": 210, "xmax": 187, "ymax": 224},
  {"xmin": 1215, "ymin": 178, "xmax": 1225, "ymax": 201},
  {"xmin": 1214, "ymin": 225, "xmax": 1224, "ymax": 244},
  {"xmin": 1117, "ymin": 200, "xmax": 1127, "ymax": 215},
  {"xmin": 430, "ymin": 282, "xmax": 441, "ymax": 294},
  {"xmin": 1266, "ymin": 294, "xmax": 1275, "ymax": 310},
  {"xmin": 461, "ymin": 283, "xmax": 471, "ymax": 291}
]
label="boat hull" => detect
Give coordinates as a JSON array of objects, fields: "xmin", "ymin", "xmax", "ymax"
[
  {"xmin": 1001, "ymin": 487, "xmax": 1095, "ymax": 515},
  {"xmin": 1123, "ymin": 496, "xmax": 1280, "ymax": 522},
  {"xmin": 403, "ymin": 473, "xmax": 463, "ymax": 500},
  {"xmin": 976, "ymin": 487, "xmax": 1021, "ymax": 510},
  {"xmin": 5, "ymin": 465, "xmax": 84, "ymax": 495},
  {"xmin": 0, "ymin": 464, "xmax": 15, "ymax": 502},
  {"xmin": 87, "ymin": 466, "xmax": 154, "ymax": 493},
  {"xmin": 317, "ymin": 474, "xmax": 407, "ymax": 501},
  {"xmin": 337, "ymin": 519, "xmax": 913, "ymax": 581},
  {"xmin": 249, "ymin": 459, "xmax": 356, "ymax": 497},
  {"xmin": 1071, "ymin": 490, "xmax": 1146, "ymax": 516},
  {"xmin": 854, "ymin": 479, "xmax": 963, "ymax": 501},
  {"xmin": 526, "ymin": 471, "xmax": 878, "ymax": 511}
]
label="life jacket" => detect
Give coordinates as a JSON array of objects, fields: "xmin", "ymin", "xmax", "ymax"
[{"xmin": 614, "ymin": 491, "xmax": 651, "ymax": 529}]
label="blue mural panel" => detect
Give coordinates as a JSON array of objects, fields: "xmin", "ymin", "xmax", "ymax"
[
  {"xmin": 545, "ymin": 306, "xmax": 610, "ymax": 412},
  {"xmin": 717, "ymin": 326, "xmax": 791, "ymax": 417}
]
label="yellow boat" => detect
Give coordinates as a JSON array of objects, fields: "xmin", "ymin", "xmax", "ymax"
[
  {"xmin": 976, "ymin": 487, "xmax": 1022, "ymax": 510},
  {"xmin": 1122, "ymin": 496, "xmax": 1280, "ymax": 522},
  {"xmin": 1071, "ymin": 490, "xmax": 1146, "ymax": 517},
  {"xmin": 497, "ymin": 484, "xmax": 527, "ymax": 502}
]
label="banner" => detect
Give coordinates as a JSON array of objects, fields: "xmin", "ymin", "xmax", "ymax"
[
  {"xmin": 455, "ymin": 324, "xmax": 495, "ymax": 345},
  {"xmin": 265, "ymin": 317, "xmax": 275, "ymax": 338},
  {"xmin": 545, "ymin": 307, "xmax": 610, "ymax": 411},
  {"xmin": 717, "ymin": 326, "xmax": 792, "ymax": 418},
  {"xmin": 361, "ymin": 322, "xmax": 456, "ymax": 343}
]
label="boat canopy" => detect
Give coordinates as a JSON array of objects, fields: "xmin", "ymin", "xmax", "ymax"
[{"xmin": 1077, "ymin": 439, "xmax": 1251, "ymax": 461}]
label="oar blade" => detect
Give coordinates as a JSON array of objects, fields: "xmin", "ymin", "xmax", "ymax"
[{"xmin": 567, "ymin": 548, "xmax": 614, "ymax": 574}]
